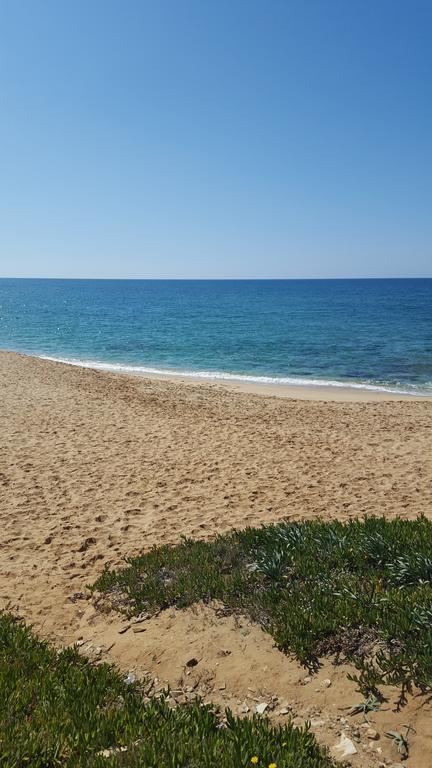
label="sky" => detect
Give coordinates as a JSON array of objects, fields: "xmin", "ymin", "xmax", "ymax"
[{"xmin": 0, "ymin": 0, "xmax": 431, "ymax": 279}]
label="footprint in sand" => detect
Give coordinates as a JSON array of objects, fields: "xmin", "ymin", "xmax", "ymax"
[{"xmin": 78, "ymin": 537, "xmax": 97, "ymax": 553}]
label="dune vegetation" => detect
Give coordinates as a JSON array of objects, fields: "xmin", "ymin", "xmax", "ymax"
[
  {"xmin": 94, "ymin": 516, "xmax": 432, "ymax": 696},
  {"xmin": 0, "ymin": 613, "xmax": 333, "ymax": 768},
  {"xmin": 3, "ymin": 516, "xmax": 432, "ymax": 766}
]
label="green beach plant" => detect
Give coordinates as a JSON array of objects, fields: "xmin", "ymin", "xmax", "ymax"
[
  {"xmin": 0, "ymin": 614, "xmax": 334, "ymax": 768},
  {"xmin": 349, "ymin": 694, "xmax": 381, "ymax": 721},
  {"xmin": 93, "ymin": 516, "xmax": 432, "ymax": 695},
  {"xmin": 384, "ymin": 724, "xmax": 415, "ymax": 758}
]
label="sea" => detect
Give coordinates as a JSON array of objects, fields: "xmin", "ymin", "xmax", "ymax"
[{"xmin": 0, "ymin": 278, "xmax": 431, "ymax": 396}]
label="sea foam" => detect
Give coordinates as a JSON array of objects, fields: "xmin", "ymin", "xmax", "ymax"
[{"xmin": 39, "ymin": 355, "xmax": 431, "ymax": 397}]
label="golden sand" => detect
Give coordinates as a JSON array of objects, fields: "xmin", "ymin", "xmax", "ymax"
[
  {"xmin": 1, "ymin": 351, "xmax": 431, "ymax": 767},
  {"xmin": 1, "ymin": 349, "xmax": 432, "ymax": 624}
]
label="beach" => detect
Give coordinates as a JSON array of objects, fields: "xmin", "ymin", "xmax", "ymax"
[
  {"xmin": 2, "ymin": 350, "xmax": 432, "ymax": 766},
  {"xmin": 1, "ymin": 350, "xmax": 431, "ymax": 631},
  {"xmin": 2, "ymin": 1, "xmax": 432, "ymax": 761}
]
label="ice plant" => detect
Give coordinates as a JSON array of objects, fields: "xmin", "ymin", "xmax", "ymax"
[
  {"xmin": 0, "ymin": 614, "xmax": 335, "ymax": 768},
  {"xmin": 93, "ymin": 515, "xmax": 432, "ymax": 695}
]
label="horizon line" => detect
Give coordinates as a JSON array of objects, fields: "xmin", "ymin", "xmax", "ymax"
[{"xmin": 1, "ymin": 276, "xmax": 432, "ymax": 282}]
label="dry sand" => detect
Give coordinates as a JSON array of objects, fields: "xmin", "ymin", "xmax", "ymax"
[{"xmin": 1, "ymin": 350, "xmax": 432, "ymax": 767}]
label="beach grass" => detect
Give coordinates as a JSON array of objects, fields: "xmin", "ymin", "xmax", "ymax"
[
  {"xmin": 4, "ymin": 517, "xmax": 432, "ymax": 766},
  {"xmin": 93, "ymin": 516, "xmax": 432, "ymax": 696},
  {"xmin": 0, "ymin": 613, "xmax": 334, "ymax": 768}
]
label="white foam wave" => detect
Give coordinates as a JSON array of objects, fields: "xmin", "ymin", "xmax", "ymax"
[{"xmin": 38, "ymin": 354, "xmax": 432, "ymax": 397}]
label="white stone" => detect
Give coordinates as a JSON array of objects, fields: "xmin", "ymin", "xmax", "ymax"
[
  {"xmin": 331, "ymin": 733, "xmax": 358, "ymax": 759},
  {"xmin": 255, "ymin": 702, "xmax": 268, "ymax": 715}
]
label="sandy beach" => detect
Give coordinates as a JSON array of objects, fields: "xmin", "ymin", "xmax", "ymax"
[
  {"xmin": 1, "ymin": 350, "xmax": 432, "ymax": 766},
  {"xmin": 1, "ymin": 349, "xmax": 432, "ymax": 627},
  {"xmin": 2, "ymin": 1, "xmax": 431, "ymax": 762}
]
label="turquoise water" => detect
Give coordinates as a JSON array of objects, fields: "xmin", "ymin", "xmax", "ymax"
[{"xmin": 0, "ymin": 278, "xmax": 431, "ymax": 395}]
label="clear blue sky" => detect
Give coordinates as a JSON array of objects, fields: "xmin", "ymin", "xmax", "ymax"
[{"xmin": 1, "ymin": 0, "xmax": 431, "ymax": 278}]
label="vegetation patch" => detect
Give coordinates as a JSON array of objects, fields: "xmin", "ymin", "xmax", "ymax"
[
  {"xmin": 0, "ymin": 613, "xmax": 334, "ymax": 768},
  {"xmin": 93, "ymin": 516, "xmax": 432, "ymax": 695}
]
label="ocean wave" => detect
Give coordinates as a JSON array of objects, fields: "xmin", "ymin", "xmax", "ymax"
[{"xmin": 38, "ymin": 354, "xmax": 432, "ymax": 397}]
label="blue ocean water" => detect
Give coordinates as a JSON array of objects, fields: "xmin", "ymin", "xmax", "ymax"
[{"xmin": 0, "ymin": 278, "xmax": 431, "ymax": 395}]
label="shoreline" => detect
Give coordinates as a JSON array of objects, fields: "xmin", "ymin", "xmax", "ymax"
[
  {"xmin": 132, "ymin": 369, "xmax": 429, "ymax": 402},
  {"xmin": 35, "ymin": 352, "xmax": 431, "ymax": 402}
]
